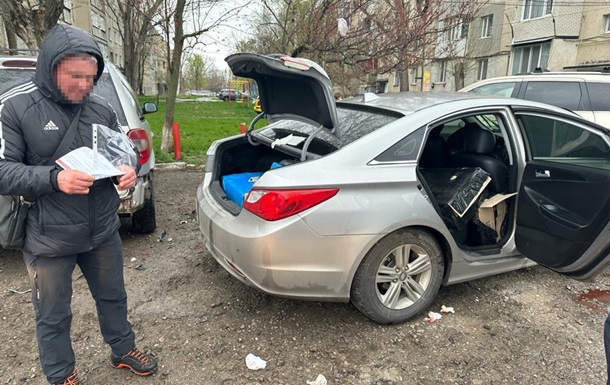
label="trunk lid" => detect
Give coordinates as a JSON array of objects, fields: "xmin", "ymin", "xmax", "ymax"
[{"xmin": 225, "ymin": 53, "xmax": 340, "ymax": 137}]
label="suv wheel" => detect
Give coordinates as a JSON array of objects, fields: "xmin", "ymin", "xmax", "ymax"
[{"xmin": 132, "ymin": 174, "xmax": 156, "ymax": 233}]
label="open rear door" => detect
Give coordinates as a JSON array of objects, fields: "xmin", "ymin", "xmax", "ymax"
[{"xmin": 515, "ymin": 111, "xmax": 610, "ymax": 280}]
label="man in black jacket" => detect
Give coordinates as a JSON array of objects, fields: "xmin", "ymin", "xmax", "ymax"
[{"xmin": 0, "ymin": 25, "xmax": 157, "ymax": 384}]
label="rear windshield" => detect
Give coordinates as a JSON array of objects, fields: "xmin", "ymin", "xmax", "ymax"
[
  {"xmin": 0, "ymin": 68, "xmax": 127, "ymax": 125},
  {"xmin": 256, "ymin": 106, "xmax": 401, "ymax": 155}
]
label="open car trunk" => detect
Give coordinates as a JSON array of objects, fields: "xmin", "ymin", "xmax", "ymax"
[{"xmin": 208, "ymin": 136, "xmax": 300, "ymax": 215}]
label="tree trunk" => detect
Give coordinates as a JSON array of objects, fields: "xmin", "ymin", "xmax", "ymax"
[
  {"xmin": 160, "ymin": 0, "xmax": 186, "ymax": 153},
  {"xmin": 398, "ymin": 71, "xmax": 408, "ymax": 92},
  {"xmin": 5, "ymin": 23, "xmax": 16, "ymax": 51},
  {"xmin": 453, "ymin": 62, "xmax": 465, "ymax": 91}
]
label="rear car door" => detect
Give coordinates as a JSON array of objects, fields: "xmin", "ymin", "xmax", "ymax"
[{"xmin": 515, "ymin": 111, "xmax": 610, "ymax": 280}]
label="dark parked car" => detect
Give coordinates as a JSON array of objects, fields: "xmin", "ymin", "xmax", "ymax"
[{"xmin": 217, "ymin": 89, "xmax": 241, "ymax": 101}]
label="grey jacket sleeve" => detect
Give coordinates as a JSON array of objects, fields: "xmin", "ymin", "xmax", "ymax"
[{"xmin": 0, "ymin": 103, "xmax": 57, "ymax": 197}]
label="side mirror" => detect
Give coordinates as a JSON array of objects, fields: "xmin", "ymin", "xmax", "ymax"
[{"xmin": 142, "ymin": 102, "xmax": 158, "ymax": 114}]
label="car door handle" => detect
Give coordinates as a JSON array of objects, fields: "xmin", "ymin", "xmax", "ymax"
[{"xmin": 535, "ymin": 169, "xmax": 550, "ymax": 178}]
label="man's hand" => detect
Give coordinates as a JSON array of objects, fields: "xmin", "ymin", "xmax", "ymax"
[
  {"xmin": 57, "ymin": 170, "xmax": 95, "ymax": 194},
  {"xmin": 115, "ymin": 165, "xmax": 136, "ymax": 191}
]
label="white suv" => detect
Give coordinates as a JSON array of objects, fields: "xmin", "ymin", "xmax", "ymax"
[
  {"xmin": 0, "ymin": 55, "xmax": 158, "ymax": 233},
  {"xmin": 459, "ymin": 70, "xmax": 610, "ymax": 128}
]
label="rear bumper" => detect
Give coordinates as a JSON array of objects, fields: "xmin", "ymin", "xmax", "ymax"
[{"xmin": 196, "ymin": 176, "xmax": 372, "ymax": 302}]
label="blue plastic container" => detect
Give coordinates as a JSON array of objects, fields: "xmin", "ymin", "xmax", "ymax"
[{"xmin": 222, "ymin": 172, "xmax": 263, "ymax": 207}]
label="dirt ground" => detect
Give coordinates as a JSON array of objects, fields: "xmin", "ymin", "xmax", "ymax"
[{"xmin": 1, "ymin": 169, "xmax": 610, "ymax": 385}]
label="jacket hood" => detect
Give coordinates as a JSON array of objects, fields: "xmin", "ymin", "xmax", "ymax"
[{"xmin": 34, "ymin": 24, "xmax": 105, "ymax": 104}]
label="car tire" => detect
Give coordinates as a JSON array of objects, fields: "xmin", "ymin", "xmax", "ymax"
[
  {"xmin": 132, "ymin": 175, "xmax": 156, "ymax": 234},
  {"xmin": 223, "ymin": 96, "xmax": 228, "ymax": 101},
  {"xmin": 351, "ymin": 229, "xmax": 444, "ymax": 324}
]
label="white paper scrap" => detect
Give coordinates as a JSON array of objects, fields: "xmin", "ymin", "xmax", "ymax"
[
  {"xmin": 440, "ymin": 305, "xmax": 455, "ymax": 314},
  {"xmin": 307, "ymin": 374, "xmax": 328, "ymax": 385},
  {"xmin": 245, "ymin": 353, "xmax": 267, "ymax": 370}
]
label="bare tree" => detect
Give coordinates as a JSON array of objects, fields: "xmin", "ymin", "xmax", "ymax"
[
  {"xmin": 0, "ymin": 0, "xmax": 64, "ymax": 49},
  {"xmin": 241, "ymin": 0, "xmax": 486, "ymax": 93},
  {"xmin": 157, "ymin": 0, "xmax": 248, "ymax": 153},
  {"xmin": 104, "ymin": 0, "xmax": 164, "ymax": 93}
]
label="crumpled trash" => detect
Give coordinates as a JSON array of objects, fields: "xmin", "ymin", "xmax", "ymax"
[
  {"xmin": 307, "ymin": 374, "xmax": 327, "ymax": 385},
  {"xmin": 424, "ymin": 311, "xmax": 442, "ymax": 323},
  {"xmin": 440, "ymin": 305, "xmax": 455, "ymax": 313},
  {"xmin": 245, "ymin": 353, "xmax": 267, "ymax": 370}
]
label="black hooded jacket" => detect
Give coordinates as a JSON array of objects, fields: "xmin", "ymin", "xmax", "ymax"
[{"xmin": 0, "ymin": 24, "xmax": 124, "ymax": 257}]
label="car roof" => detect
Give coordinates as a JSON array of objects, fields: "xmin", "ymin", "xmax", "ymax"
[
  {"xmin": 0, "ymin": 54, "xmax": 111, "ymax": 73},
  {"xmin": 461, "ymin": 71, "xmax": 610, "ymax": 91},
  {"xmin": 338, "ymin": 91, "xmax": 580, "ymax": 117}
]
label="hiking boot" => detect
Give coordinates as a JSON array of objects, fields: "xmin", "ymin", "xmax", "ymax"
[
  {"xmin": 110, "ymin": 348, "xmax": 157, "ymax": 376},
  {"xmin": 54, "ymin": 368, "xmax": 78, "ymax": 385}
]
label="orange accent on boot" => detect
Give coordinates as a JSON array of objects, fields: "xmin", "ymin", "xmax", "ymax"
[{"xmin": 54, "ymin": 368, "xmax": 78, "ymax": 385}]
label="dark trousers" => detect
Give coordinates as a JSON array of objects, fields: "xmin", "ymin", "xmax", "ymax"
[{"xmin": 23, "ymin": 233, "xmax": 135, "ymax": 384}]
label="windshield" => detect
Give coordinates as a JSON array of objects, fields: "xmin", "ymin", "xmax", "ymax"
[
  {"xmin": 0, "ymin": 68, "xmax": 127, "ymax": 126},
  {"xmin": 256, "ymin": 106, "xmax": 401, "ymax": 155}
]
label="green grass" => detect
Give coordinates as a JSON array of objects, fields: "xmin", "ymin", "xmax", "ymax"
[{"xmin": 139, "ymin": 96, "xmax": 262, "ymax": 165}]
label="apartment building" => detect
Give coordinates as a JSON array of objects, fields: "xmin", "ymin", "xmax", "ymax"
[
  {"xmin": 363, "ymin": 0, "xmax": 609, "ymax": 93},
  {"xmin": 0, "ymin": 1, "xmax": 167, "ymax": 95},
  {"xmin": 566, "ymin": 3, "xmax": 610, "ymax": 71}
]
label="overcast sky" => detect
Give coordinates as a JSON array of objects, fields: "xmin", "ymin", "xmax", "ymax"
[{"xmin": 191, "ymin": 0, "xmax": 259, "ymax": 72}]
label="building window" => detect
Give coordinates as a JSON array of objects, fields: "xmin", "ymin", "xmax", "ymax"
[
  {"xmin": 411, "ymin": 68, "xmax": 418, "ymax": 84},
  {"xmin": 604, "ymin": 14, "xmax": 610, "ymax": 33},
  {"xmin": 445, "ymin": 17, "xmax": 465, "ymax": 40},
  {"xmin": 481, "ymin": 15, "xmax": 493, "ymax": 38},
  {"xmin": 477, "ymin": 59, "xmax": 489, "ymax": 80},
  {"xmin": 512, "ymin": 42, "xmax": 551, "ymax": 74},
  {"xmin": 438, "ymin": 61, "xmax": 446, "ymax": 82},
  {"xmin": 523, "ymin": 0, "xmax": 553, "ymax": 20},
  {"xmin": 393, "ymin": 70, "xmax": 400, "ymax": 87}
]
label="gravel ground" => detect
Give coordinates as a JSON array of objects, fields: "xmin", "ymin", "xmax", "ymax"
[{"xmin": 1, "ymin": 168, "xmax": 609, "ymax": 385}]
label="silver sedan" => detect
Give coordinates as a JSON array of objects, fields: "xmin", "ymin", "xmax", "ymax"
[{"xmin": 197, "ymin": 53, "xmax": 610, "ymax": 324}]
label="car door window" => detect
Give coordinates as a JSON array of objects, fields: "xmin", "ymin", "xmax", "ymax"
[
  {"xmin": 522, "ymin": 82, "xmax": 583, "ymax": 111},
  {"xmin": 470, "ymin": 82, "xmax": 517, "ymax": 97},
  {"xmin": 586, "ymin": 82, "xmax": 610, "ymax": 111},
  {"xmin": 518, "ymin": 113, "xmax": 610, "ymax": 170}
]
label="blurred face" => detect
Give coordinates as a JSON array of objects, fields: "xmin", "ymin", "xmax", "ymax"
[{"xmin": 54, "ymin": 55, "xmax": 97, "ymax": 103}]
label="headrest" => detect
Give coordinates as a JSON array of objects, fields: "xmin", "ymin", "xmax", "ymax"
[{"xmin": 463, "ymin": 125, "xmax": 495, "ymax": 154}]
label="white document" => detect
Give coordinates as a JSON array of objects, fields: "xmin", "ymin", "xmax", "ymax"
[{"xmin": 56, "ymin": 146, "xmax": 125, "ymax": 180}]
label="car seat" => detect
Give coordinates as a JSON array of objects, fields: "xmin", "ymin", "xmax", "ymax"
[
  {"xmin": 420, "ymin": 125, "xmax": 450, "ymax": 168},
  {"xmin": 450, "ymin": 125, "xmax": 509, "ymax": 193}
]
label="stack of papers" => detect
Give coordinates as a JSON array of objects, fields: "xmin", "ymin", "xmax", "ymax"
[{"xmin": 56, "ymin": 146, "xmax": 125, "ymax": 180}]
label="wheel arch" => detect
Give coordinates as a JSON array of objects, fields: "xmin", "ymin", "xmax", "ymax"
[{"xmin": 348, "ymin": 225, "xmax": 454, "ymax": 294}]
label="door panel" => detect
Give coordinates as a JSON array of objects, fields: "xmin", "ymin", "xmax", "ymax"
[
  {"xmin": 516, "ymin": 112, "xmax": 610, "ymax": 279},
  {"xmin": 516, "ymin": 162, "xmax": 610, "ymax": 268}
]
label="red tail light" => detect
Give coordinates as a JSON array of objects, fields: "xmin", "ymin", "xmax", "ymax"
[
  {"xmin": 128, "ymin": 128, "xmax": 151, "ymax": 165},
  {"xmin": 244, "ymin": 188, "xmax": 339, "ymax": 221}
]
